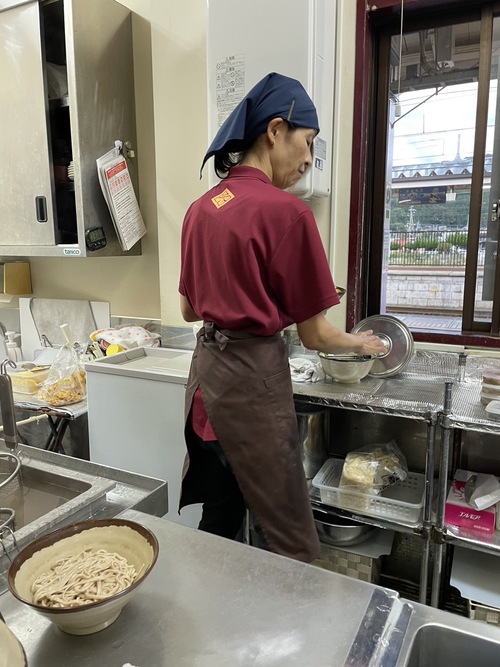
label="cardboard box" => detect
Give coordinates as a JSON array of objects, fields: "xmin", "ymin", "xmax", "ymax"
[{"xmin": 445, "ymin": 470, "xmax": 496, "ymax": 538}]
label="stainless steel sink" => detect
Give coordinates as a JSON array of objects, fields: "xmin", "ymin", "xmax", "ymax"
[
  {"xmin": 0, "ymin": 442, "xmax": 168, "ymax": 593},
  {"xmin": 403, "ymin": 623, "xmax": 500, "ymax": 666},
  {"xmin": 0, "ymin": 450, "xmax": 115, "ymax": 547},
  {"xmin": 6, "ymin": 462, "xmax": 94, "ymax": 530}
]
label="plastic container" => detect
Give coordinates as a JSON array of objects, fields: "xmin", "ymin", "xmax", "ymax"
[
  {"xmin": 480, "ymin": 384, "xmax": 500, "ymax": 405},
  {"xmin": 481, "ymin": 383, "xmax": 500, "ymax": 397},
  {"xmin": 482, "ymin": 369, "xmax": 500, "ymax": 386},
  {"xmin": 9, "ymin": 367, "xmax": 50, "ymax": 395},
  {"xmin": 485, "ymin": 401, "xmax": 500, "ymax": 421},
  {"xmin": 481, "ymin": 392, "xmax": 496, "ymax": 406},
  {"xmin": 312, "ymin": 458, "xmax": 425, "ymax": 526},
  {"xmin": 468, "ymin": 600, "xmax": 500, "ymax": 626}
]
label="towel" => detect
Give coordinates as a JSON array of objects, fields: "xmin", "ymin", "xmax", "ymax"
[
  {"xmin": 289, "ymin": 357, "xmax": 326, "ymax": 383},
  {"xmin": 90, "ymin": 326, "xmax": 160, "ymax": 351}
]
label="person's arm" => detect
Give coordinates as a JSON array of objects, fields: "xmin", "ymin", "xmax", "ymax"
[
  {"xmin": 180, "ymin": 294, "xmax": 201, "ymax": 322},
  {"xmin": 297, "ymin": 312, "xmax": 387, "ymax": 356}
]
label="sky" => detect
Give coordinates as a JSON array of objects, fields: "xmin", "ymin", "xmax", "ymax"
[{"xmin": 392, "ymin": 81, "xmax": 497, "ymax": 166}]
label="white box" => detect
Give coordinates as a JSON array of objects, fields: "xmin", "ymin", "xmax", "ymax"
[{"xmin": 85, "ymin": 347, "xmax": 202, "ymax": 529}]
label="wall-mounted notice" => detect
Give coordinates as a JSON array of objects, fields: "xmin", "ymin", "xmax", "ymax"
[
  {"xmin": 215, "ymin": 54, "xmax": 245, "ymax": 128},
  {"xmin": 96, "ymin": 142, "xmax": 146, "ymax": 251}
]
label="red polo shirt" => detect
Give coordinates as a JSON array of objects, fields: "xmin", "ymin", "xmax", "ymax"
[{"xmin": 179, "ymin": 166, "xmax": 340, "ymax": 439}]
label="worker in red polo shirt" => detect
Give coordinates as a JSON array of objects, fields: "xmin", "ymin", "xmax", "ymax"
[{"xmin": 179, "ymin": 72, "xmax": 385, "ymax": 563}]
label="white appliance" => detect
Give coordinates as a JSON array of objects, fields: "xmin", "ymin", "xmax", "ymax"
[
  {"xmin": 85, "ymin": 347, "xmax": 202, "ymax": 528},
  {"xmin": 206, "ymin": 0, "xmax": 336, "ymax": 199},
  {"xmin": 19, "ymin": 297, "xmax": 110, "ymax": 362}
]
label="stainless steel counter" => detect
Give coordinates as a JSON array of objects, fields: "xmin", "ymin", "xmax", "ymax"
[
  {"xmin": 3, "ymin": 510, "xmax": 500, "ymax": 666},
  {"xmin": 0, "ymin": 510, "xmax": 403, "ymax": 667},
  {"xmin": 0, "ymin": 444, "xmax": 168, "ymax": 593}
]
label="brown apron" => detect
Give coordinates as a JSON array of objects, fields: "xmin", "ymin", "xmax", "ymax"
[{"xmin": 179, "ymin": 322, "xmax": 320, "ymax": 563}]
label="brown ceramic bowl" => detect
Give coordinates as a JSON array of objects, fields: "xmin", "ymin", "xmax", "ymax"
[{"xmin": 8, "ymin": 519, "xmax": 159, "ymax": 636}]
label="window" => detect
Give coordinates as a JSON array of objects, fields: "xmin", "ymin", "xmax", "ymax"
[{"xmin": 351, "ymin": 0, "xmax": 500, "ymax": 346}]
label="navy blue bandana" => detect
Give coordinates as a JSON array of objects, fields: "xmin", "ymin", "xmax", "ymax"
[{"xmin": 201, "ymin": 72, "xmax": 319, "ymax": 176}]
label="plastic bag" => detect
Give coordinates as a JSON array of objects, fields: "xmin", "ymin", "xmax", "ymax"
[
  {"xmin": 339, "ymin": 440, "xmax": 408, "ymax": 496},
  {"xmin": 37, "ymin": 345, "xmax": 86, "ymax": 406}
]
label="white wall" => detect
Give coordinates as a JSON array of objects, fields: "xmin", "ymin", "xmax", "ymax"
[
  {"xmin": 2, "ymin": 0, "xmax": 356, "ymax": 330},
  {"xmin": 148, "ymin": 0, "xmax": 356, "ymax": 329},
  {"xmin": 327, "ymin": 0, "xmax": 356, "ymax": 329},
  {"xmin": 149, "ymin": 0, "xmax": 208, "ymax": 325}
]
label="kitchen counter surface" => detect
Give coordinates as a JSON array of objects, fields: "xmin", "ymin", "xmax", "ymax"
[
  {"xmin": 292, "ymin": 349, "xmax": 500, "ymax": 433},
  {"xmin": 1, "ymin": 509, "xmax": 403, "ymax": 667},
  {"xmin": 4, "ymin": 510, "xmax": 500, "ymax": 666}
]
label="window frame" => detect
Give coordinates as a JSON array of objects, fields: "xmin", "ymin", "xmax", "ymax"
[{"xmin": 349, "ymin": 0, "xmax": 500, "ymax": 347}]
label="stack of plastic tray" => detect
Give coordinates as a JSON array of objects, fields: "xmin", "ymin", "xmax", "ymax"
[
  {"xmin": 314, "ymin": 543, "xmax": 380, "ymax": 583},
  {"xmin": 468, "ymin": 600, "xmax": 500, "ymax": 626}
]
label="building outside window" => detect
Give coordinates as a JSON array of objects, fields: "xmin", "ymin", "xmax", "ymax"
[{"xmin": 353, "ymin": 0, "xmax": 500, "ymax": 346}]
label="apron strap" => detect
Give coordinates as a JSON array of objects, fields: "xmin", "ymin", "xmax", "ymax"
[{"xmin": 201, "ymin": 321, "xmax": 229, "ymax": 351}]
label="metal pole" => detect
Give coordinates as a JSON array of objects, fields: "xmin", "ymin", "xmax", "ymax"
[
  {"xmin": 419, "ymin": 412, "xmax": 437, "ymax": 605},
  {"xmin": 431, "ymin": 380, "xmax": 453, "ymax": 608}
]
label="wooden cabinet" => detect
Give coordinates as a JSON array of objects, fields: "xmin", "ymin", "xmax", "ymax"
[{"xmin": 0, "ymin": 0, "xmax": 140, "ymax": 256}]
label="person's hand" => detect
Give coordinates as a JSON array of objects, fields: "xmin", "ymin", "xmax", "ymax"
[{"xmin": 354, "ymin": 329, "xmax": 387, "ymax": 356}]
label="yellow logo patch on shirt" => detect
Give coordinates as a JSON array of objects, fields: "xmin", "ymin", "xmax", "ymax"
[{"xmin": 211, "ymin": 188, "xmax": 235, "ymax": 209}]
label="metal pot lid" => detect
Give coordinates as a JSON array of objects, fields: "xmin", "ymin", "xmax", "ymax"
[{"xmin": 350, "ymin": 314, "xmax": 414, "ymax": 377}]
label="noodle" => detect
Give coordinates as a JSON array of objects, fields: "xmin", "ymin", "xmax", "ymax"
[{"xmin": 30, "ymin": 548, "xmax": 141, "ymax": 608}]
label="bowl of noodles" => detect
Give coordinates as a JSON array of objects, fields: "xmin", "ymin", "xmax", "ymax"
[{"xmin": 7, "ymin": 519, "xmax": 159, "ymax": 636}]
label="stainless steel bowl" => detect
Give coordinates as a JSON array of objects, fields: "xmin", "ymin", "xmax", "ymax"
[
  {"xmin": 318, "ymin": 353, "xmax": 375, "ymax": 384},
  {"xmin": 314, "ymin": 512, "xmax": 374, "ymax": 547}
]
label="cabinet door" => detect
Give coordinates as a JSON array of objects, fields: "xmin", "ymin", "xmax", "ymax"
[
  {"xmin": 67, "ymin": 0, "xmax": 140, "ymax": 257},
  {"xmin": 0, "ymin": 1, "xmax": 56, "ymax": 245}
]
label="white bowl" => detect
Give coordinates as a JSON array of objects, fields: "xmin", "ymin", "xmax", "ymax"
[
  {"xmin": 8, "ymin": 519, "xmax": 158, "ymax": 636},
  {"xmin": 0, "ymin": 618, "xmax": 27, "ymax": 666},
  {"xmin": 318, "ymin": 353, "xmax": 375, "ymax": 383}
]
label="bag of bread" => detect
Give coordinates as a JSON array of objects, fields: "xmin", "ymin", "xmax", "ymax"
[
  {"xmin": 37, "ymin": 345, "xmax": 86, "ymax": 406},
  {"xmin": 339, "ymin": 440, "xmax": 408, "ymax": 498}
]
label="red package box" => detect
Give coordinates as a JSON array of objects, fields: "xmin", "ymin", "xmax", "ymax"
[{"xmin": 445, "ymin": 470, "xmax": 496, "ymax": 538}]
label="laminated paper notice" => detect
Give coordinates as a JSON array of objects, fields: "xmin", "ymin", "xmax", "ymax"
[{"xmin": 97, "ymin": 146, "xmax": 146, "ymax": 251}]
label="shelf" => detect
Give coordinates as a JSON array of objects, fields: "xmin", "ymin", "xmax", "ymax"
[
  {"xmin": 294, "ymin": 377, "xmax": 438, "ymax": 421},
  {"xmin": 294, "ymin": 349, "xmax": 500, "ymax": 609},
  {"xmin": 445, "ymin": 526, "xmax": 500, "ymax": 556},
  {"xmin": 293, "ymin": 349, "xmax": 457, "ymax": 421},
  {"xmin": 294, "ymin": 351, "xmax": 500, "ymax": 432},
  {"xmin": 448, "ymin": 380, "xmax": 500, "ymax": 434}
]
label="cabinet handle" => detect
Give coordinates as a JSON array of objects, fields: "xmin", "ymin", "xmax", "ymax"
[{"xmin": 35, "ymin": 196, "xmax": 47, "ymax": 223}]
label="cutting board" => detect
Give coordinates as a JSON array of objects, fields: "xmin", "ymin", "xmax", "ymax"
[{"xmin": 19, "ymin": 298, "xmax": 110, "ymax": 361}]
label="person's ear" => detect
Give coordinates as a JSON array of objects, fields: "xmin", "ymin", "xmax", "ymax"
[{"xmin": 266, "ymin": 117, "xmax": 285, "ymax": 146}]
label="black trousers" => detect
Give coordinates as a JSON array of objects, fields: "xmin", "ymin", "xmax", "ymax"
[
  {"xmin": 192, "ymin": 433, "xmax": 247, "ymax": 539},
  {"xmin": 190, "ymin": 431, "xmax": 268, "ymax": 549}
]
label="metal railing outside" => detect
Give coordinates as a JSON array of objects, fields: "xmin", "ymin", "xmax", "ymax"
[{"xmin": 389, "ymin": 229, "xmax": 487, "ymax": 267}]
